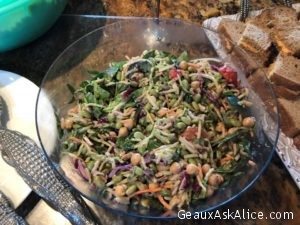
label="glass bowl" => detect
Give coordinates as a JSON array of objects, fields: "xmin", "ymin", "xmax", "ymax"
[{"xmin": 36, "ymin": 18, "xmax": 279, "ymax": 221}]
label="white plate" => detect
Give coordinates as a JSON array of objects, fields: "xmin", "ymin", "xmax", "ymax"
[{"xmin": 0, "ymin": 70, "xmax": 39, "ymax": 207}]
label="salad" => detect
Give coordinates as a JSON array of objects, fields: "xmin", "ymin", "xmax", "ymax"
[{"xmin": 60, "ymin": 50, "xmax": 256, "ymax": 213}]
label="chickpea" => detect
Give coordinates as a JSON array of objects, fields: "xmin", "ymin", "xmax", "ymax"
[
  {"xmin": 130, "ymin": 153, "xmax": 142, "ymax": 166},
  {"xmin": 191, "ymin": 81, "xmax": 200, "ymax": 89},
  {"xmin": 121, "ymin": 152, "xmax": 132, "ymax": 161},
  {"xmin": 242, "ymin": 117, "xmax": 256, "ymax": 127},
  {"xmin": 179, "ymin": 60, "xmax": 188, "ymax": 70},
  {"xmin": 118, "ymin": 127, "xmax": 128, "ymax": 137},
  {"xmin": 208, "ymin": 173, "xmax": 224, "ymax": 187},
  {"xmin": 122, "ymin": 118, "xmax": 134, "ymax": 130},
  {"xmin": 202, "ymin": 164, "xmax": 211, "ymax": 175},
  {"xmin": 157, "ymin": 164, "xmax": 169, "ymax": 172},
  {"xmin": 114, "ymin": 184, "xmax": 126, "ymax": 197},
  {"xmin": 186, "ymin": 163, "xmax": 199, "ymax": 175},
  {"xmin": 188, "ymin": 66, "xmax": 196, "ymax": 72},
  {"xmin": 170, "ymin": 162, "xmax": 181, "ymax": 174},
  {"xmin": 206, "ymin": 186, "xmax": 215, "ymax": 198}
]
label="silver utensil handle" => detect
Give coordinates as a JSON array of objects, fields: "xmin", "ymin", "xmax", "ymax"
[
  {"xmin": 0, "ymin": 191, "xmax": 28, "ymax": 225},
  {"xmin": 239, "ymin": 0, "xmax": 250, "ymax": 21},
  {"xmin": 284, "ymin": 0, "xmax": 293, "ymax": 7},
  {"xmin": 0, "ymin": 129, "xmax": 99, "ymax": 225}
]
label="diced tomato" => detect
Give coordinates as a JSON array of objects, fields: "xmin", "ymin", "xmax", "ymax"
[
  {"xmin": 169, "ymin": 68, "xmax": 181, "ymax": 80},
  {"xmin": 218, "ymin": 65, "xmax": 238, "ymax": 86},
  {"xmin": 181, "ymin": 127, "xmax": 198, "ymax": 141}
]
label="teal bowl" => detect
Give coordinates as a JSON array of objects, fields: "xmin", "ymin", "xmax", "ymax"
[{"xmin": 0, "ymin": 0, "xmax": 67, "ymax": 52}]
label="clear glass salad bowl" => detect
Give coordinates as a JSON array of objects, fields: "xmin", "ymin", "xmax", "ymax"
[{"xmin": 35, "ymin": 18, "xmax": 279, "ymax": 221}]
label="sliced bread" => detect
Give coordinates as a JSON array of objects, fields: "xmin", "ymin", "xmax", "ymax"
[
  {"xmin": 218, "ymin": 18, "xmax": 246, "ymax": 51},
  {"xmin": 268, "ymin": 54, "xmax": 300, "ymax": 91},
  {"xmin": 277, "ymin": 98, "xmax": 300, "ymax": 137},
  {"xmin": 247, "ymin": 69, "xmax": 277, "ymax": 119},
  {"xmin": 238, "ymin": 23, "xmax": 272, "ymax": 56},
  {"xmin": 247, "ymin": 6, "xmax": 298, "ymax": 30},
  {"xmin": 273, "ymin": 23, "xmax": 300, "ymax": 57}
]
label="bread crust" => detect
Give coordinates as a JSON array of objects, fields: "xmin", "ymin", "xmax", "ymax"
[
  {"xmin": 268, "ymin": 54, "xmax": 300, "ymax": 91},
  {"xmin": 273, "ymin": 24, "xmax": 300, "ymax": 57},
  {"xmin": 278, "ymin": 98, "xmax": 300, "ymax": 137}
]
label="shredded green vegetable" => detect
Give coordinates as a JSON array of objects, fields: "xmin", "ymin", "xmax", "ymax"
[{"xmin": 60, "ymin": 50, "xmax": 256, "ymax": 213}]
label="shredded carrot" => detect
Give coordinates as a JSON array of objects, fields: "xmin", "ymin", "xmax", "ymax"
[
  {"xmin": 157, "ymin": 194, "xmax": 172, "ymax": 211},
  {"xmin": 131, "ymin": 187, "xmax": 162, "ymax": 196},
  {"xmin": 131, "ymin": 182, "xmax": 174, "ymax": 197},
  {"xmin": 220, "ymin": 154, "xmax": 234, "ymax": 165}
]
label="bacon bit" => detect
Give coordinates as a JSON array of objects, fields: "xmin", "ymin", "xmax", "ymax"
[
  {"xmin": 157, "ymin": 194, "xmax": 172, "ymax": 211},
  {"xmin": 169, "ymin": 68, "xmax": 182, "ymax": 80},
  {"xmin": 218, "ymin": 65, "xmax": 238, "ymax": 86},
  {"xmin": 181, "ymin": 127, "xmax": 198, "ymax": 141}
]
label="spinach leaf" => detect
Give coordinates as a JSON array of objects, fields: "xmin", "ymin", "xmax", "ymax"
[
  {"xmin": 104, "ymin": 95, "xmax": 123, "ymax": 113},
  {"xmin": 92, "ymin": 107, "xmax": 103, "ymax": 119},
  {"xmin": 138, "ymin": 61, "xmax": 152, "ymax": 73},
  {"xmin": 97, "ymin": 86, "xmax": 110, "ymax": 100},
  {"xmin": 130, "ymin": 88, "xmax": 144, "ymax": 102},
  {"xmin": 143, "ymin": 50, "xmax": 156, "ymax": 59},
  {"xmin": 177, "ymin": 51, "xmax": 189, "ymax": 62},
  {"xmin": 84, "ymin": 92, "xmax": 97, "ymax": 104},
  {"xmin": 106, "ymin": 61, "xmax": 127, "ymax": 77},
  {"xmin": 116, "ymin": 136, "xmax": 135, "ymax": 151},
  {"xmin": 146, "ymin": 138, "xmax": 161, "ymax": 151},
  {"xmin": 87, "ymin": 70, "xmax": 108, "ymax": 80},
  {"xmin": 128, "ymin": 60, "xmax": 152, "ymax": 74}
]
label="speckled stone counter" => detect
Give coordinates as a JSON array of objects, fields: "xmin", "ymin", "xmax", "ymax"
[{"xmin": 0, "ymin": 1, "xmax": 299, "ymax": 225}]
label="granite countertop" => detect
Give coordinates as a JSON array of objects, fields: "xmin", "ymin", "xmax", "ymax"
[{"xmin": 0, "ymin": 1, "xmax": 299, "ymax": 225}]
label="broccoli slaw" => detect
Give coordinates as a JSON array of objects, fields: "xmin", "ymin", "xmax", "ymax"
[{"xmin": 60, "ymin": 50, "xmax": 256, "ymax": 213}]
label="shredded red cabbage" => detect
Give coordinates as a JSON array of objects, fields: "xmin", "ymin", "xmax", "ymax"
[{"xmin": 108, "ymin": 164, "xmax": 132, "ymax": 178}]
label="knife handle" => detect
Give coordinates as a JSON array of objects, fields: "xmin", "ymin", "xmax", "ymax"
[
  {"xmin": 0, "ymin": 191, "xmax": 28, "ymax": 225},
  {"xmin": 0, "ymin": 129, "xmax": 100, "ymax": 225}
]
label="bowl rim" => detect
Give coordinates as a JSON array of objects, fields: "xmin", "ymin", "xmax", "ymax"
[{"xmin": 35, "ymin": 17, "xmax": 280, "ymax": 219}]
